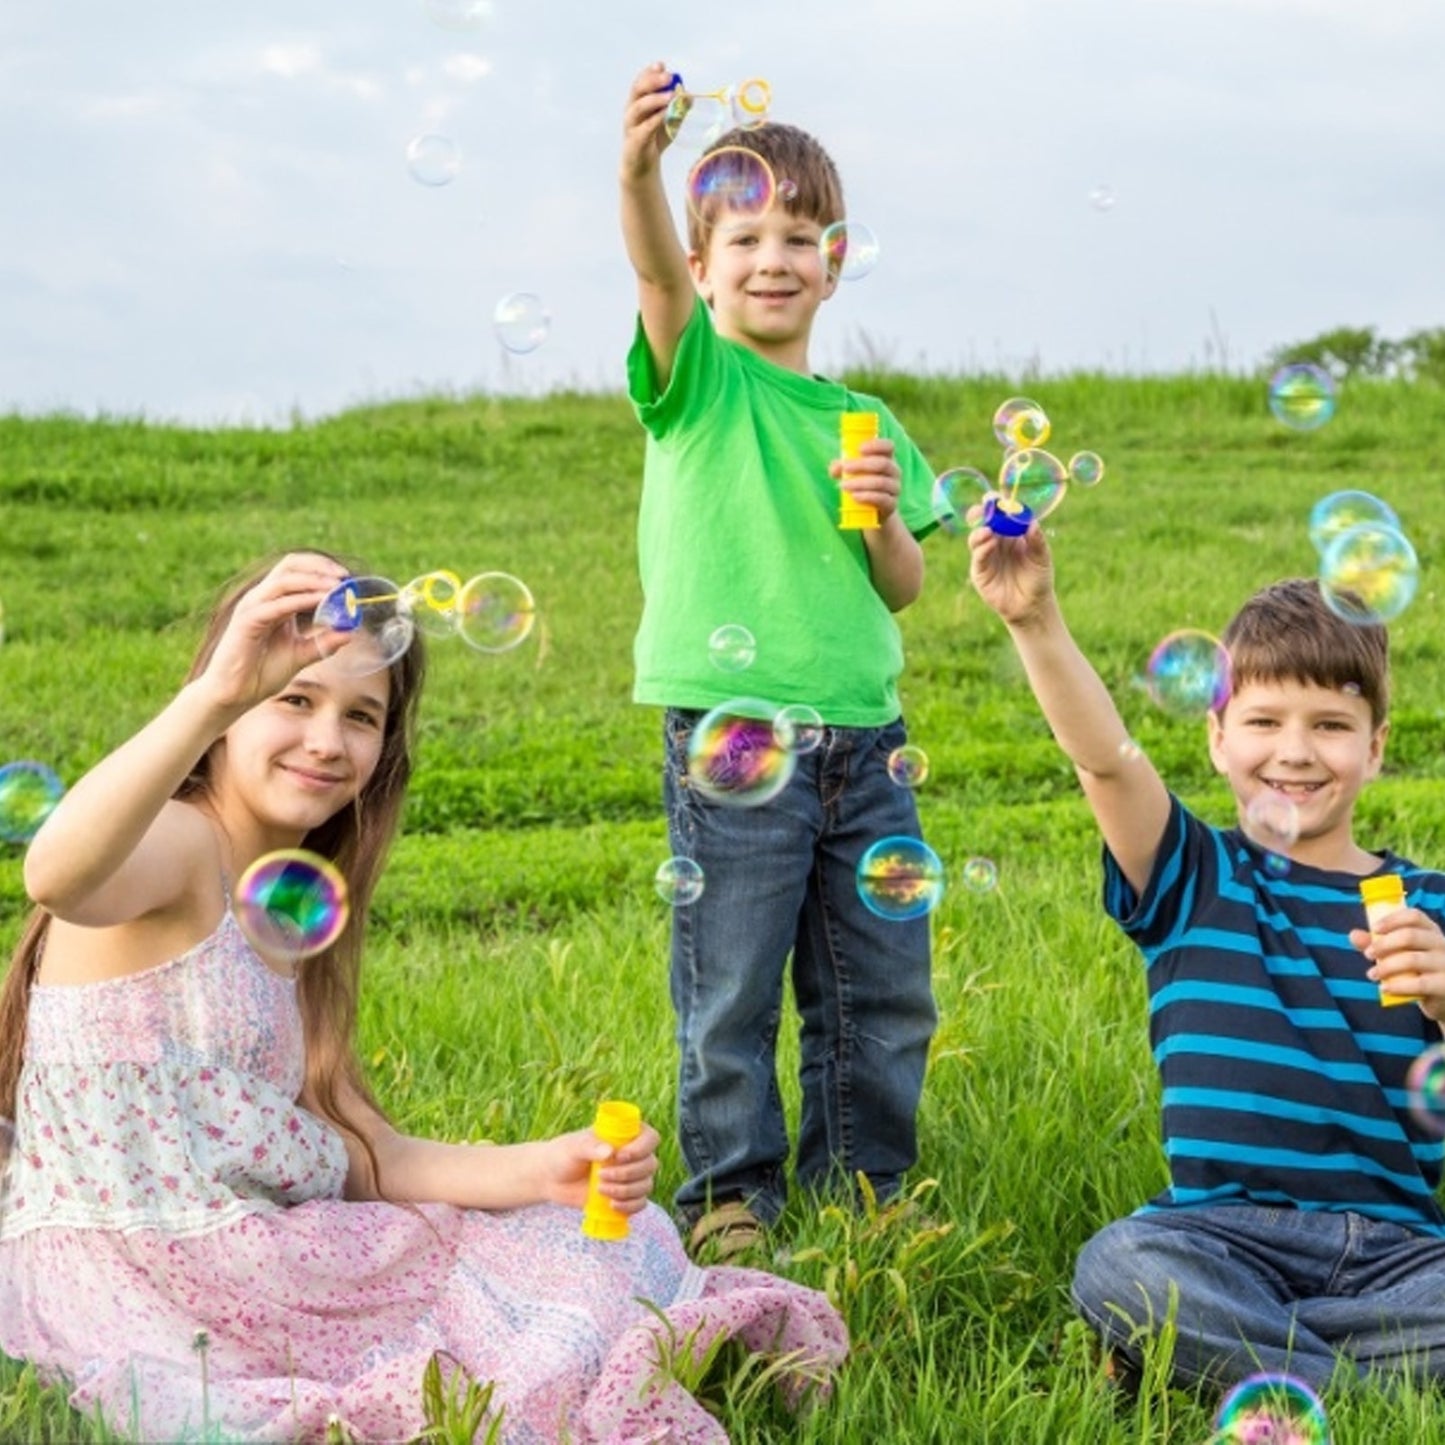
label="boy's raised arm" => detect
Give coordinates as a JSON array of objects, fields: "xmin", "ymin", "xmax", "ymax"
[
  {"xmin": 969, "ymin": 519, "xmax": 1171, "ymax": 896},
  {"xmin": 619, "ymin": 62, "xmax": 696, "ymax": 390}
]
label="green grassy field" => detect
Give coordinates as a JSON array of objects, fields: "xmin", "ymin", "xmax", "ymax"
[{"xmin": 3, "ymin": 370, "xmax": 1445, "ymax": 1442}]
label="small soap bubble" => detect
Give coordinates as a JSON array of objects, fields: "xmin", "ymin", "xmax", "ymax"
[
  {"xmin": 687, "ymin": 700, "xmax": 796, "ymax": 807},
  {"xmin": 405, "ymin": 132, "xmax": 462, "ymax": 187},
  {"xmin": 819, "ymin": 221, "xmax": 880, "ymax": 282},
  {"xmin": 1068, "ymin": 451, "xmax": 1105, "ymax": 487},
  {"xmin": 961, "ymin": 857, "xmax": 999, "ymax": 894},
  {"xmin": 1308, "ymin": 490, "xmax": 1400, "ymax": 556},
  {"xmin": 312, "ymin": 576, "xmax": 415, "ymax": 678},
  {"xmin": 708, "ymin": 623, "xmax": 756, "ymax": 672},
  {"xmin": 1318, "ymin": 523, "xmax": 1418, "ymax": 625},
  {"xmin": 663, "ymin": 90, "xmax": 729, "ymax": 150},
  {"xmin": 777, "ymin": 177, "xmax": 799, "ymax": 202},
  {"xmin": 1267, "ymin": 363, "xmax": 1336, "ymax": 431},
  {"xmin": 654, "ymin": 856, "xmax": 705, "ymax": 906},
  {"xmin": 857, "ymin": 836, "xmax": 946, "ymax": 921},
  {"xmin": 493, "ymin": 292, "xmax": 551, "ymax": 354},
  {"xmin": 931, "ymin": 467, "xmax": 993, "ymax": 536},
  {"xmin": 728, "ymin": 77, "xmax": 772, "ymax": 128},
  {"xmin": 886, "ymin": 745, "xmax": 930, "ymax": 788},
  {"xmin": 1119, "ymin": 738, "xmax": 1144, "ymax": 763},
  {"xmin": 1245, "ymin": 791, "xmax": 1301, "ymax": 852},
  {"xmin": 0, "ymin": 761, "xmax": 65, "ymax": 845},
  {"xmin": 400, "ymin": 570, "xmax": 462, "ymax": 639},
  {"xmin": 686, "ymin": 146, "xmax": 776, "ymax": 224},
  {"xmin": 1406, "ymin": 1044, "xmax": 1445, "ymax": 1136},
  {"xmin": 998, "ymin": 448, "xmax": 1069, "ymax": 522},
  {"xmin": 422, "ymin": 0, "xmax": 493, "ymax": 30},
  {"xmin": 1264, "ymin": 852, "xmax": 1292, "ymax": 878},
  {"xmin": 456, "ymin": 572, "xmax": 535, "ymax": 653},
  {"xmin": 1088, "ymin": 184, "xmax": 1116, "ymax": 212},
  {"xmin": 235, "ymin": 849, "xmax": 349, "ymax": 961},
  {"xmin": 1213, "ymin": 1371, "xmax": 1330, "ymax": 1445},
  {"xmin": 1143, "ymin": 630, "xmax": 1232, "ymax": 718},
  {"xmin": 775, "ymin": 703, "xmax": 824, "ymax": 754},
  {"xmin": 992, "ymin": 397, "xmax": 1051, "ymax": 451}
]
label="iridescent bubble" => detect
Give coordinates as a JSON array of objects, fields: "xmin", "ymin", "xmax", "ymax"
[
  {"xmin": 1143, "ymin": 630, "xmax": 1232, "ymax": 718},
  {"xmin": 422, "ymin": 0, "xmax": 493, "ymax": 30},
  {"xmin": 992, "ymin": 397, "xmax": 1051, "ymax": 451},
  {"xmin": 777, "ymin": 177, "xmax": 799, "ymax": 203},
  {"xmin": 0, "ymin": 761, "xmax": 65, "ymax": 845},
  {"xmin": 775, "ymin": 703, "xmax": 824, "ymax": 755},
  {"xmin": 998, "ymin": 448, "xmax": 1069, "ymax": 522},
  {"xmin": 1308, "ymin": 490, "xmax": 1400, "ymax": 556},
  {"xmin": 663, "ymin": 89, "xmax": 729, "ymax": 150},
  {"xmin": 1406, "ymin": 1044, "xmax": 1445, "ymax": 1136},
  {"xmin": 1068, "ymin": 451, "xmax": 1105, "ymax": 487},
  {"xmin": 405, "ymin": 132, "xmax": 462, "ymax": 187},
  {"xmin": 931, "ymin": 467, "xmax": 993, "ymax": 536},
  {"xmin": 886, "ymin": 745, "xmax": 930, "ymax": 788},
  {"xmin": 857, "ymin": 836, "xmax": 945, "ymax": 921},
  {"xmin": 686, "ymin": 146, "xmax": 776, "ymax": 225},
  {"xmin": 1213, "ymin": 1372, "xmax": 1329, "ymax": 1445},
  {"xmin": 708, "ymin": 623, "xmax": 756, "ymax": 672},
  {"xmin": 687, "ymin": 700, "xmax": 796, "ymax": 807},
  {"xmin": 962, "ymin": 857, "xmax": 999, "ymax": 894},
  {"xmin": 312, "ymin": 576, "xmax": 415, "ymax": 678},
  {"xmin": 1088, "ymin": 184, "xmax": 1116, "ymax": 212},
  {"xmin": 819, "ymin": 221, "xmax": 881, "ymax": 282},
  {"xmin": 1245, "ymin": 791, "xmax": 1300, "ymax": 852},
  {"xmin": 493, "ymin": 292, "xmax": 551, "ymax": 354},
  {"xmin": 1268, "ymin": 363, "xmax": 1336, "ymax": 431},
  {"xmin": 456, "ymin": 572, "xmax": 535, "ymax": 653},
  {"xmin": 401, "ymin": 570, "xmax": 463, "ymax": 639},
  {"xmin": 1265, "ymin": 852, "xmax": 1292, "ymax": 878},
  {"xmin": 728, "ymin": 77, "xmax": 772, "ymax": 128},
  {"xmin": 655, "ymin": 856, "xmax": 705, "ymax": 906},
  {"xmin": 1318, "ymin": 523, "xmax": 1418, "ymax": 625},
  {"xmin": 235, "ymin": 849, "xmax": 350, "ymax": 961}
]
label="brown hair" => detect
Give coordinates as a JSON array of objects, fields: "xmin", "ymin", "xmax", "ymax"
[
  {"xmin": 0, "ymin": 553, "xmax": 426, "ymax": 1196},
  {"xmin": 1220, "ymin": 577, "xmax": 1389, "ymax": 726},
  {"xmin": 685, "ymin": 121, "xmax": 845, "ymax": 258}
]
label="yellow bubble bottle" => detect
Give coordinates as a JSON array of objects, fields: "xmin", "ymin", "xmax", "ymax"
[
  {"xmin": 838, "ymin": 411, "xmax": 880, "ymax": 530},
  {"xmin": 1360, "ymin": 874, "xmax": 1415, "ymax": 1006},
  {"xmin": 581, "ymin": 1100, "xmax": 642, "ymax": 1241}
]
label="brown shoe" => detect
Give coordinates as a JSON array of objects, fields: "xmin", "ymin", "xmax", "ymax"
[{"xmin": 686, "ymin": 1201, "xmax": 766, "ymax": 1263}]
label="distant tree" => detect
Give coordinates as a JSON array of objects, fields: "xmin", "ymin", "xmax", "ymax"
[
  {"xmin": 1267, "ymin": 326, "xmax": 1396, "ymax": 379},
  {"xmin": 1395, "ymin": 327, "xmax": 1445, "ymax": 383}
]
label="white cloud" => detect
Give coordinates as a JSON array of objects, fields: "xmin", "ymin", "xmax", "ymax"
[
  {"xmin": 441, "ymin": 53, "xmax": 492, "ymax": 84},
  {"xmin": 259, "ymin": 41, "xmax": 322, "ymax": 80}
]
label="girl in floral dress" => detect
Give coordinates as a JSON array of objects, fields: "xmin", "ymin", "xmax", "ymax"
[{"xmin": 0, "ymin": 552, "xmax": 847, "ymax": 1443}]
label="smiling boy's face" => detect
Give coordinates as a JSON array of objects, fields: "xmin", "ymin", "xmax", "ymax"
[{"xmin": 1208, "ymin": 675, "xmax": 1389, "ymax": 869}]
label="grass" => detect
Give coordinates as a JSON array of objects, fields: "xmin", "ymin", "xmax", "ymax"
[{"xmin": 3, "ymin": 368, "xmax": 1445, "ymax": 1441}]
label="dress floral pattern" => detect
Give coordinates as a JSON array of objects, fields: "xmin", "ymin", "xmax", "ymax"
[{"xmin": 0, "ymin": 911, "xmax": 847, "ymax": 1442}]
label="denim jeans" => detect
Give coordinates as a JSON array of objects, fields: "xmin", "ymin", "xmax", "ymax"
[
  {"xmin": 1072, "ymin": 1204, "xmax": 1445, "ymax": 1391},
  {"xmin": 662, "ymin": 709, "xmax": 937, "ymax": 1226}
]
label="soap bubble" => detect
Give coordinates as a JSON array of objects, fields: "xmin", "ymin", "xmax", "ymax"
[
  {"xmin": 728, "ymin": 77, "xmax": 772, "ymax": 128},
  {"xmin": 1267, "ymin": 363, "xmax": 1336, "ymax": 431},
  {"xmin": 1068, "ymin": 451, "xmax": 1105, "ymax": 487},
  {"xmin": 1143, "ymin": 630, "xmax": 1232, "ymax": 718},
  {"xmin": 992, "ymin": 397, "xmax": 1051, "ymax": 451},
  {"xmin": 1406, "ymin": 1044, "xmax": 1445, "ymax": 1137},
  {"xmin": 235, "ymin": 849, "xmax": 349, "ymax": 961},
  {"xmin": 932, "ymin": 467, "xmax": 992, "ymax": 535},
  {"xmin": 663, "ymin": 89, "xmax": 728, "ymax": 150},
  {"xmin": 857, "ymin": 836, "xmax": 945, "ymax": 921},
  {"xmin": 998, "ymin": 448, "xmax": 1069, "ymax": 522},
  {"xmin": 961, "ymin": 857, "xmax": 999, "ymax": 894},
  {"xmin": 655, "ymin": 856, "xmax": 705, "ymax": 906},
  {"xmin": 1213, "ymin": 1371, "xmax": 1329, "ymax": 1445},
  {"xmin": 1244, "ymin": 792, "xmax": 1300, "ymax": 853},
  {"xmin": 0, "ymin": 761, "xmax": 66, "ymax": 845},
  {"xmin": 405, "ymin": 132, "xmax": 461, "ymax": 187},
  {"xmin": 493, "ymin": 292, "xmax": 551, "ymax": 354},
  {"xmin": 401, "ymin": 570, "xmax": 462, "ymax": 639},
  {"xmin": 312, "ymin": 576, "xmax": 415, "ymax": 678},
  {"xmin": 886, "ymin": 745, "xmax": 930, "ymax": 789},
  {"xmin": 1318, "ymin": 523, "xmax": 1418, "ymax": 625},
  {"xmin": 687, "ymin": 700, "xmax": 796, "ymax": 807},
  {"xmin": 1088, "ymin": 184, "xmax": 1116, "ymax": 212},
  {"xmin": 422, "ymin": 0, "xmax": 492, "ymax": 30},
  {"xmin": 775, "ymin": 704, "xmax": 824, "ymax": 754},
  {"xmin": 819, "ymin": 221, "xmax": 880, "ymax": 281},
  {"xmin": 1308, "ymin": 490, "xmax": 1400, "ymax": 556},
  {"xmin": 456, "ymin": 572, "xmax": 535, "ymax": 653},
  {"xmin": 686, "ymin": 145, "xmax": 776, "ymax": 224},
  {"xmin": 708, "ymin": 623, "xmax": 756, "ymax": 672}
]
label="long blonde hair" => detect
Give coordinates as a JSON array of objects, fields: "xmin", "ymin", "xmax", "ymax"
[{"xmin": 0, "ymin": 553, "xmax": 426, "ymax": 1194}]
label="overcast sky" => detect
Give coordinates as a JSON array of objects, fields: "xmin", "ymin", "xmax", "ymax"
[{"xmin": 2, "ymin": 0, "xmax": 1442, "ymax": 427}]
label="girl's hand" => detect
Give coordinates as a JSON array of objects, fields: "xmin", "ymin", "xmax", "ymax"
[
  {"xmin": 542, "ymin": 1120, "xmax": 662, "ymax": 1216},
  {"xmin": 198, "ymin": 552, "xmax": 350, "ymax": 713},
  {"xmin": 828, "ymin": 438, "xmax": 901, "ymax": 525},
  {"xmin": 621, "ymin": 62, "xmax": 678, "ymax": 182},
  {"xmin": 1353, "ymin": 909, "xmax": 1445, "ymax": 1024},
  {"xmin": 968, "ymin": 513, "xmax": 1056, "ymax": 627}
]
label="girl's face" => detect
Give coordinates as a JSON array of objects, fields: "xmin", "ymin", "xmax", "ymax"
[{"xmin": 212, "ymin": 653, "xmax": 391, "ymax": 846}]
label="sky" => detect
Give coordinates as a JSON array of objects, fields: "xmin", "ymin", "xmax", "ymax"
[{"xmin": 2, "ymin": 0, "xmax": 1443, "ymax": 428}]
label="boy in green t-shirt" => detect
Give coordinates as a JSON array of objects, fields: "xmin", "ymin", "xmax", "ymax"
[{"xmin": 619, "ymin": 62, "xmax": 942, "ymax": 1258}]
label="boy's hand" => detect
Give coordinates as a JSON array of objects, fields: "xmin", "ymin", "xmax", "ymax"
[
  {"xmin": 829, "ymin": 437, "xmax": 901, "ymax": 524},
  {"xmin": 1354, "ymin": 909, "xmax": 1445, "ymax": 1024},
  {"xmin": 621, "ymin": 61, "xmax": 677, "ymax": 182},
  {"xmin": 968, "ymin": 512, "xmax": 1056, "ymax": 627}
]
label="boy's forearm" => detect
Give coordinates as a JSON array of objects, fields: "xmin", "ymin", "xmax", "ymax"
[
  {"xmin": 619, "ymin": 170, "xmax": 689, "ymax": 291},
  {"xmin": 864, "ymin": 518, "xmax": 924, "ymax": 611}
]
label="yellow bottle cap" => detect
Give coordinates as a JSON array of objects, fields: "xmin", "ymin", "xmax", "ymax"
[
  {"xmin": 592, "ymin": 1100, "xmax": 642, "ymax": 1146},
  {"xmin": 1360, "ymin": 875, "xmax": 1406, "ymax": 908}
]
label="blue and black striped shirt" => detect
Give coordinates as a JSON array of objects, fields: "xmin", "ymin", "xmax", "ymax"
[{"xmin": 1104, "ymin": 795, "xmax": 1445, "ymax": 1235}]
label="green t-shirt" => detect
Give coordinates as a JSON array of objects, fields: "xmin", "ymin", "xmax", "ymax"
[{"xmin": 626, "ymin": 297, "xmax": 939, "ymax": 726}]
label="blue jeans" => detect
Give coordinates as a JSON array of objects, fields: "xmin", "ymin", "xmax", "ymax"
[
  {"xmin": 662, "ymin": 709, "xmax": 936, "ymax": 1226},
  {"xmin": 1072, "ymin": 1205, "xmax": 1445, "ymax": 1391}
]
